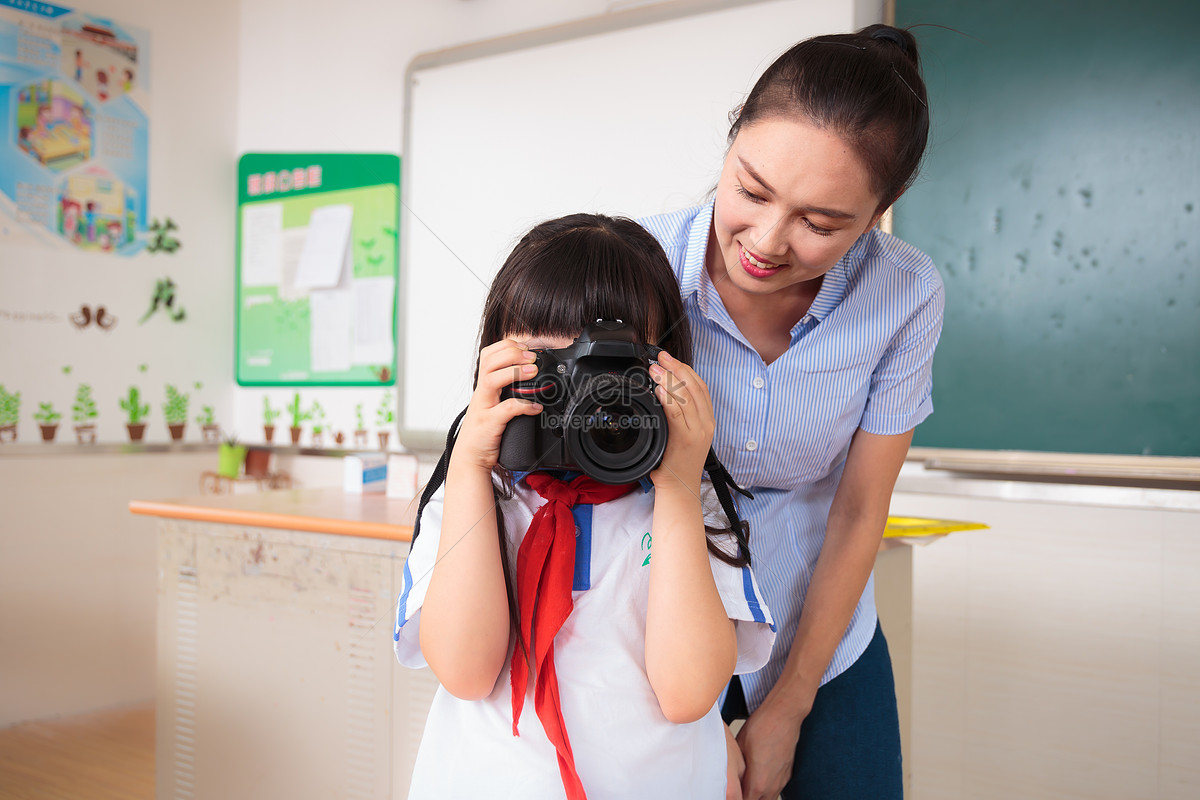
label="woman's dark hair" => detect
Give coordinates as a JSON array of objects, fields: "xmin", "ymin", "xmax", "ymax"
[{"xmin": 729, "ymin": 23, "xmax": 929, "ymax": 212}]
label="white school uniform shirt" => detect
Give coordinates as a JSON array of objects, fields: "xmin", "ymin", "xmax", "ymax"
[{"xmin": 394, "ymin": 478, "xmax": 775, "ymax": 800}]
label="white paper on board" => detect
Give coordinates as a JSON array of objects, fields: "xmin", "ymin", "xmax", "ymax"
[
  {"xmin": 309, "ymin": 289, "xmax": 354, "ymax": 373},
  {"xmin": 240, "ymin": 203, "xmax": 284, "ymax": 287},
  {"xmin": 278, "ymin": 227, "xmax": 309, "ymax": 301},
  {"xmin": 353, "ymin": 276, "xmax": 395, "ymax": 365},
  {"xmin": 294, "ymin": 204, "xmax": 353, "ymax": 290}
]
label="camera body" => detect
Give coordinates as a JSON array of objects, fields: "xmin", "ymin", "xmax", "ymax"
[{"xmin": 498, "ymin": 320, "xmax": 667, "ymax": 484}]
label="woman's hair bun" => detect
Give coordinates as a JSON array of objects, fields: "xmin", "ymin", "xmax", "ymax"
[
  {"xmin": 870, "ymin": 26, "xmax": 908, "ymax": 51},
  {"xmin": 859, "ymin": 24, "xmax": 920, "ymax": 67}
]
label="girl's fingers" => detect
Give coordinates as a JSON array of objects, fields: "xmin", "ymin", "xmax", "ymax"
[
  {"xmin": 480, "ymin": 340, "xmax": 537, "ymax": 376},
  {"xmin": 481, "ymin": 362, "xmax": 538, "ymax": 397},
  {"xmin": 655, "ymin": 382, "xmax": 686, "ymax": 421},
  {"xmin": 480, "ymin": 337, "xmax": 529, "ymax": 359},
  {"xmin": 650, "ymin": 365, "xmax": 687, "ymax": 415},
  {"xmin": 660, "ymin": 351, "xmax": 713, "ymax": 416},
  {"xmin": 651, "ymin": 355, "xmax": 715, "ymax": 449},
  {"xmin": 650, "ymin": 356, "xmax": 703, "ymax": 420},
  {"xmin": 496, "ymin": 396, "xmax": 542, "ymax": 421},
  {"xmin": 477, "ymin": 341, "xmax": 539, "ymax": 400}
]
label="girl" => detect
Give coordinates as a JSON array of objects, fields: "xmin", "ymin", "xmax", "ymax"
[
  {"xmin": 394, "ymin": 214, "xmax": 776, "ymax": 799},
  {"xmin": 639, "ymin": 23, "xmax": 942, "ymax": 800}
]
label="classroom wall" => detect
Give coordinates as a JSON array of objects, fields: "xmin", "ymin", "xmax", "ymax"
[
  {"xmin": 0, "ymin": 0, "xmax": 241, "ymax": 726},
  {"xmin": 0, "ymin": 1, "xmax": 237, "ymax": 448}
]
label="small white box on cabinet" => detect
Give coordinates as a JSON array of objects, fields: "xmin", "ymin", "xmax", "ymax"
[{"xmin": 344, "ymin": 454, "xmax": 388, "ymax": 493}]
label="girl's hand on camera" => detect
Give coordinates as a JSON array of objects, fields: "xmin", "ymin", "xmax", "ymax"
[
  {"xmin": 454, "ymin": 338, "xmax": 543, "ymax": 471},
  {"xmin": 648, "ymin": 351, "xmax": 714, "ymax": 491}
]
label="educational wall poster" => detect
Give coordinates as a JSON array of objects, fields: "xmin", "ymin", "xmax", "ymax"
[
  {"xmin": 236, "ymin": 153, "xmax": 399, "ymax": 387},
  {"xmin": 0, "ymin": 1, "xmax": 149, "ymax": 255}
]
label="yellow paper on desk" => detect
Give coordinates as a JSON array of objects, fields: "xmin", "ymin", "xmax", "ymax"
[{"xmin": 883, "ymin": 516, "xmax": 989, "ymax": 539}]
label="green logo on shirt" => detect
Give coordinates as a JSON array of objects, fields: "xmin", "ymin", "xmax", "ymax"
[{"xmin": 641, "ymin": 532, "xmax": 652, "ymax": 566}]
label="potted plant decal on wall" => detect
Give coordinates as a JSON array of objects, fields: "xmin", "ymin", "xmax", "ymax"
[
  {"xmin": 217, "ymin": 433, "xmax": 247, "ymax": 479},
  {"xmin": 0, "ymin": 385, "xmax": 19, "ymax": 443},
  {"xmin": 164, "ymin": 384, "xmax": 189, "ymax": 441},
  {"xmin": 119, "ymin": 386, "xmax": 150, "ymax": 442},
  {"xmin": 309, "ymin": 401, "xmax": 326, "ymax": 447},
  {"xmin": 353, "ymin": 403, "xmax": 368, "ymax": 448},
  {"xmin": 196, "ymin": 405, "xmax": 219, "ymax": 443},
  {"xmin": 73, "ymin": 383, "xmax": 98, "ymax": 443},
  {"xmin": 376, "ymin": 390, "xmax": 394, "ymax": 450},
  {"xmin": 262, "ymin": 396, "xmax": 281, "ymax": 443},
  {"xmin": 35, "ymin": 401, "xmax": 61, "ymax": 442},
  {"xmin": 286, "ymin": 392, "xmax": 310, "ymax": 445}
]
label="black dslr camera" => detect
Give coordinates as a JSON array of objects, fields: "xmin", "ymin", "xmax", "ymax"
[{"xmin": 498, "ymin": 320, "xmax": 668, "ymax": 484}]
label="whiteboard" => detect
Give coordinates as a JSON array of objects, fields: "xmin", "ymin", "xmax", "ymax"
[{"xmin": 399, "ymin": 0, "xmax": 862, "ymax": 450}]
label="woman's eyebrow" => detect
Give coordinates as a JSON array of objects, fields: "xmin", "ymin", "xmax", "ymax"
[
  {"xmin": 739, "ymin": 157, "xmax": 777, "ymax": 194},
  {"xmin": 804, "ymin": 205, "xmax": 857, "ymax": 221},
  {"xmin": 738, "ymin": 157, "xmax": 858, "ymax": 220}
]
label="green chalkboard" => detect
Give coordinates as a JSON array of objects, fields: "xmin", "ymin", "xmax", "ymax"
[{"xmin": 895, "ymin": 0, "xmax": 1199, "ymax": 456}]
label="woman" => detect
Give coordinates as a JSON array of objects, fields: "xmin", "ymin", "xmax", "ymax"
[{"xmin": 640, "ymin": 23, "xmax": 942, "ymax": 800}]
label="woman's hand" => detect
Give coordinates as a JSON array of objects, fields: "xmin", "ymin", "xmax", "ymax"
[
  {"xmin": 736, "ymin": 690, "xmax": 809, "ymax": 800},
  {"xmin": 452, "ymin": 338, "xmax": 545, "ymax": 472},
  {"xmin": 648, "ymin": 351, "xmax": 714, "ymax": 491},
  {"xmin": 726, "ymin": 724, "xmax": 746, "ymax": 800}
]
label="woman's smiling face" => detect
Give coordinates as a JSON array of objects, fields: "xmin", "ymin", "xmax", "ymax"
[{"xmin": 708, "ymin": 117, "xmax": 885, "ymax": 298}]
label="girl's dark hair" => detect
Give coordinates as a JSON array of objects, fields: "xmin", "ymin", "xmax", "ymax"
[
  {"xmin": 729, "ymin": 24, "xmax": 929, "ymax": 212},
  {"xmin": 478, "ymin": 213, "xmax": 692, "ymax": 367}
]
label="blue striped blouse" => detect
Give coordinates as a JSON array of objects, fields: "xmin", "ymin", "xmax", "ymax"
[{"xmin": 640, "ymin": 201, "xmax": 944, "ymax": 711}]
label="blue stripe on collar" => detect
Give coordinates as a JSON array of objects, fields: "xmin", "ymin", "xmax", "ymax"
[
  {"xmin": 571, "ymin": 504, "xmax": 593, "ymax": 591},
  {"xmin": 514, "ymin": 470, "xmax": 656, "ymax": 591},
  {"xmin": 570, "ymin": 478, "xmax": 649, "ymax": 590},
  {"xmin": 741, "ymin": 565, "xmax": 774, "ymax": 632}
]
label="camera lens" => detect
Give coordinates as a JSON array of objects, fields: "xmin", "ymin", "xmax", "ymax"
[
  {"xmin": 564, "ymin": 374, "xmax": 667, "ymax": 484},
  {"xmin": 583, "ymin": 403, "xmax": 641, "ymax": 456}
]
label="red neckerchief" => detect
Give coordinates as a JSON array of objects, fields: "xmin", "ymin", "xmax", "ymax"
[{"xmin": 510, "ymin": 472, "xmax": 638, "ymax": 800}]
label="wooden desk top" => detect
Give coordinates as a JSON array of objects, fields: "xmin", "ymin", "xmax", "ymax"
[
  {"xmin": 130, "ymin": 488, "xmax": 417, "ymax": 543},
  {"xmin": 131, "ymin": 487, "xmax": 986, "ymax": 546}
]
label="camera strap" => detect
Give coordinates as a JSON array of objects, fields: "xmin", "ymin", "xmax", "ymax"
[
  {"xmin": 704, "ymin": 448, "xmax": 755, "ymax": 563},
  {"xmin": 411, "ymin": 405, "xmax": 468, "ymax": 546},
  {"xmin": 413, "ymin": 409, "xmax": 756, "ymax": 561}
]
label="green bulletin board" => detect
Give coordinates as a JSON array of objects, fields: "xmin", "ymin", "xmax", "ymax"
[{"xmin": 236, "ymin": 153, "xmax": 399, "ymax": 386}]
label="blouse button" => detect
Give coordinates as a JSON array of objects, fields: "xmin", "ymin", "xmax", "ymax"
[
  {"xmin": 752, "ymin": 377, "xmax": 765, "ymax": 389},
  {"xmin": 746, "ymin": 440, "xmax": 758, "ymax": 451}
]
